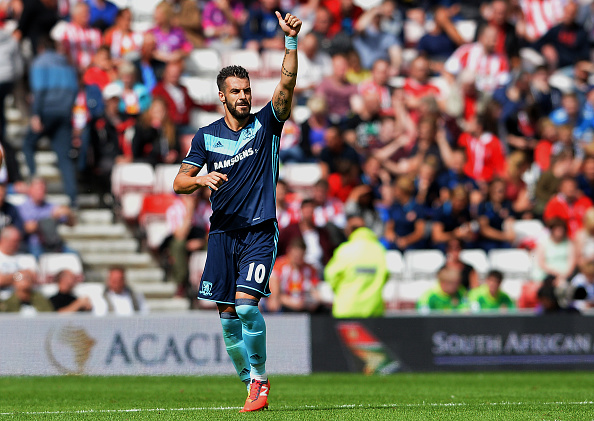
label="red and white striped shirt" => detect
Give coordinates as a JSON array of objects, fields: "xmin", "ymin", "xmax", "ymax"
[
  {"xmin": 314, "ymin": 199, "xmax": 346, "ymax": 229},
  {"xmin": 104, "ymin": 29, "xmax": 143, "ymax": 60},
  {"xmin": 459, "ymin": 132, "xmax": 506, "ymax": 183},
  {"xmin": 520, "ymin": 0, "xmax": 566, "ymax": 42},
  {"xmin": 166, "ymin": 198, "xmax": 212, "ymax": 234},
  {"xmin": 444, "ymin": 42, "xmax": 510, "ymax": 94},
  {"xmin": 59, "ymin": 22, "xmax": 102, "ymax": 70},
  {"xmin": 271, "ymin": 256, "xmax": 319, "ymax": 301}
]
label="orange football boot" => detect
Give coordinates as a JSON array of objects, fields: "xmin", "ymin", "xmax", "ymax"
[{"xmin": 239, "ymin": 379, "xmax": 270, "ymax": 412}]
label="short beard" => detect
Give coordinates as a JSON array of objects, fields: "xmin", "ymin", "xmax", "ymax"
[{"xmin": 227, "ymin": 99, "xmax": 251, "ymax": 120}]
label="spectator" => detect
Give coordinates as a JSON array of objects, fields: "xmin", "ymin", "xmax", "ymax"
[
  {"xmin": 74, "ymin": 76, "xmax": 105, "ymax": 175},
  {"xmin": 319, "ymin": 125, "xmax": 360, "ymax": 178},
  {"xmin": 417, "ymin": 267, "xmax": 467, "ymax": 313},
  {"xmin": 403, "ymin": 56, "xmax": 442, "ymax": 121},
  {"xmin": 14, "ymin": 0, "xmax": 59, "ymax": 54},
  {"xmin": 275, "ymin": 179, "xmax": 299, "ymax": 229},
  {"xmin": 17, "ymin": 178, "xmax": 75, "ymax": 258},
  {"xmin": 543, "ymin": 176, "xmax": 593, "ymax": 239},
  {"xmin": 570, "ymin": 258, "xmax": 594, "ymax": 311},
  {"xmin": 415, "ymin": 158, "xmax": 441, "ymax": 218},
  {"xmin": 444, "ymin": 24, "xmax": 510, "ymax": 94},
  {"xmin": 267, "ymin": 238, "xmax": 322, "ymax": 313},
  {"xmin": 436, "ymin": 147, "xmax": 479, "ymax": 197},
  {"xmin": 469, "ymin": 269, "xmax": 515, "ymax": 312},
  {"xmin": 574, "ymin": 208, "xmax": 594, "ymax": 268},
  {"xmin": 457, "ymin": 112, "xmax": 506, "ymax": 184},
  {"xmin": 312, "ymin": 178, "xmax": 347, "ymax": 231},
  {"xmin": 300, "ymin": 95, "xmax": 331, "ymax": 159},
  {"xmin": 518, "ymin": 0, "xmax": 565, "ymax": 44},
  {"xmin": 0, "ymin": 226, "xmax": 27, "ymax": 300},
  {"xmin": 1, "ymin": 270, "xmax": 53, "ymax": 314},
  {"xmin": 162, "ymin": 193, "xmax": 208, "ymax": 297},
  {"xmin": 133, "ymin": 33, "xmax": 164, "ymax": 92},
  {"xmin": 86, "ymin": 0, "xmax": 119, "ymax": 32},
  {"xmin": 131, "ymin": 97, "xmax": 179, "ymax": 166},
  {"xmin": 475, "ymin": 0, "xmax": 520, "ymax": 67},
  {"xmin": 295, "ymin": 32, "xmax": 332, "ymax": 104},
  {"xmin": 148, "ymin": 1, "xmax": 192, "ymax": 63},
  {"xmin": 22, "ymin": 36, "xmax": 78, "ymax": 207},
  {"xmin": 352, "ymin": 1, "xmax": 401, "ymax": 71},
  {"xmin": 0, "ymin": 182, "xmax": 23, "ymax": 234},
  {"xmin": 103, "ymin": 8, "xmax": 143, "ymax": 64},
  {"xmin": 345, "ymin": 184, "xmax": 385, "ymax": 239},
  {"xmin": 443, "ymin": 238, "xmax": 479, "ymax": 291},
  {"xmin": 277, "ymin": 198, "xmax": 334, "ymax": 274},
  {"xmin": 416, "ymin": 8, "xmax": 458, "ymax": 67},
  {"xmin": 53, "ymin": 2, "xmax": 102, "ymax": 71},
  {"xmin": 344, "ymin": 92, "xmax": 383, "ymax": 154},
  {"xmin": 538, "ymin": 1, "xmax": 589, "ymax": 71},
  {"xmin": 202, "ymin": 0, "xmax": 245, "ymax": 49},
  {"xmin": 172, "ymin": 0, "xmax": 205, "ymax": 48},
  {"xmin": 478, "ymin": 178, "xmax": 516, "ymax": 251},
  {"xmin": 504, "ymin": 151, "xmax": 532, "ymax": 217},
  {"xmin": 383, "ymin": 176, "xmax": 426, "ymax": 251},
  {"xmin": 151, "ymin": 60, "xmax": 197, "ymax": 132},
  {"xmin": 315, "ymin": 53, "xmax": 358, "ymax": 122},
  {"xmin": 358, "ymin": 58, "xmax": 392, "ymax": 113},
  {"xmin": 537, "ymin": 275, "xmax": 579, "ymax": 314},
  {"xmin": 533, "ymin": 217, "xmax": 576, "ymax": 284},
  {"xmin": 97, "ymin": 266, "xmax": 148, "ymax": 316},
  {"xmin": 577, "ymin": 154, "xmax": 594, "ymax": 202},
  {"xmin": 324, "ymin": 215, "xmax": 388, "ymax": 318},
  {"xmin": 114, "ymin": 60, "xmax": 151, "ymax": 118},
  {"xmin": 432, "ymin": 185, "xmax": 478, "ymax": 252},
  {"xmin": 533, "ymin": 150, "xmax": 573, "ymax": 216},
  {"xmin": 242, "ymin": 0, "xmax": 285, "ymax": 51},
  {"xmin": 49, "ymin": 269, "xmax": 93, "ymax": 313},
  {"xmin": 83, "ymin": 46, "xmax": 116, "ymax": 90},
  {"xmin": 0, "ymin": 27, "xmax": 23, "ymax": 187}
]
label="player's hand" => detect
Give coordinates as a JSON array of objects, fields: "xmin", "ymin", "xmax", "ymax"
[
  {"xmin": 275, "ymin": 11, "xmax": 302, "ymax": 37},
  {"xmin": 197, "ymin": 171, "xmax": 228, "ymax": 191}
]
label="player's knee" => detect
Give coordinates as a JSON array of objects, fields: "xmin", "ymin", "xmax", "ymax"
[{"xmin": 235, "ymin": 299, "xmax": 262, "ymax": 329}]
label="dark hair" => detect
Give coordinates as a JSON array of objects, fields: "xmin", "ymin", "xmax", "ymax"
[
  {"xmin": 217, "ymin": 65, "xmax": 250, "ymax": 92},
  {"xmin": 301, "ymin": 198, "xmax": 316, "ymax": 208},
  {"xmin": 37, "ymin": 35, "xmax": 56, "ymax": 51},
  {"xmin": 314, "ymin": 179, "xmax": 329, "ymax": 189},
  {"xmin": 486, "ymin": 269, "xmax": 503, "ymax": 283},
  {"xmin": 288, "ymin": 237, "xmax": 307, "ymax": 251}
]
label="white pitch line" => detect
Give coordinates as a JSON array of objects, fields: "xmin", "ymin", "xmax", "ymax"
[{"xmin": 1, "ymin": 401, "xmax": 593, "ymax": 416}]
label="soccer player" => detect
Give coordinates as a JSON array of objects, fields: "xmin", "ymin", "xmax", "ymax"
[{"xmin": 173, "ymin": 12, "xmax": 302, "ymax": 413}]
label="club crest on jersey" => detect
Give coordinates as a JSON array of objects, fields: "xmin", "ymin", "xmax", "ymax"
[
  {"xmin": 213, "ymin": 148, "xmax": 255, "ymax": 170},
  {"xmin": 199, "ymin": 281, "xmax": 213, "ymax": 296}
]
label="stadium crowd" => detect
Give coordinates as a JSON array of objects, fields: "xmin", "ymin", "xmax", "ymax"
[{"xmin": 1, "ymin": 0, "xmax": 594, "ymax": 316}]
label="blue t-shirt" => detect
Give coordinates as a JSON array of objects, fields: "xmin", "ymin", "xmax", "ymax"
[
  {"xmin": 183, "ymin": 102, "xmax": 283, "ymax": 233},
  {"xmin": 388, "ymin": 199, "xmax": 425, "ymax": 238},
  {"xmin": 478, "ymin": 201, "xmax": 513, "ymax": 231}
]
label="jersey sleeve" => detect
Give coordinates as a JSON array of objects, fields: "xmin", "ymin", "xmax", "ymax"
[{"xmin": 182, "ymin": 130, "xmax": 207, "ymax": 168}]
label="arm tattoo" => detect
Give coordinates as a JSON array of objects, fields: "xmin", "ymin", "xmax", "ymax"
[
  {"xmin": 178, "ymin": 163, "xmax": 195, "ymax": 174},
  {"xmin": 282, "ymin": 65, "xmax": 297, "ymax": 78},
  {"xmin": 274, "ymin": 90, "xmax": 290, "ymax": 117}
]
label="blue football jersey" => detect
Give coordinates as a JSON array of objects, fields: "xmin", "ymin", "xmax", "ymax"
[{"xmin": 183, "ymin": 102, "xmax": 284, "ymax": 233}]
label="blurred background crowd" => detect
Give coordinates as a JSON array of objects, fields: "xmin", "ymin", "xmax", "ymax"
[{"xmin": 1, "ymin": 0, "xmax": 594, "ymax": 317}]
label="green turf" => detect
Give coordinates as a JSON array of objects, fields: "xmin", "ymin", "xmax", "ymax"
[{"xmin": 1, "ymin": 373, "xmax": 593, "ymax": 420}]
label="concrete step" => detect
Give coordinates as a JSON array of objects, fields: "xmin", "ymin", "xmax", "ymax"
[
  {"xmin": 80, "ymin": 252, "xmax": 155, "ymax": 268},
  {"xmin": 58, "ymin": 223, "xmax": 131, "ymax": 239},
  {"xmin": 130, "ymin": 281, "xmax": 177, "ymax": 298},
  {"xmin": 16, "ymin": 151, "xmax": 57, "ymax": 166},
  {"xmin": 20, "ymin": 163, "xmax": 61, "ymax": 180},
  {"xmin": 76, "ymin": 209, "xmax": 114, "ymax": 224},
  {"xmin": 146, "ymin": 297, "xmax": 190, "ymax": 313},
  {"xmin": 85, "ymin": 267, "xmax": 165, "ymax": 284},
  {"xmin": 66, "ymin": 238, "xmax": 138, "ymax": 254}
]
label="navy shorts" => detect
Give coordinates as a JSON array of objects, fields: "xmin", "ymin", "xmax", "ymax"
[{"xmin": 197, "ymin": 220, "xmax": 279, "ymax": 304}]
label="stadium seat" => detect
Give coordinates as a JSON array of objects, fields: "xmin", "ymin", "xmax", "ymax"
[
  {"xmin": 280, "ymin": 163, "xmax": 323, "ymax": 191},
  {"xmin": 38, "ymin": 253, "xmax": 84, "ymax": 284},
  {"xmin": 15, "ymin": 253, "xmax": 38, "ymax": 273},
  {"xmin": 138, "ymin": 194, "xmax": 178, "ymax": 224},
  {"xmin": 460, "ymin": 249, "xmax": 490, "ymax": 276},
  {"xmin": 261, "ymin": 49, "xmax": 285, "ymax": 77},
  {"xmin": 396, "ymin": 279, "xmax": 435, "ymax": 305},
  {"xmin": 488, "ymin": 248, "xmax": 533, "ymax": 280},
  {"xmin": 154, "ymin": 164, "xmax": 181, "ymax": 194},
  {"xmin": 188, "ymin": 250, "xmax": 208, "ymax": 287},
  {"xmin": 180, "ymin": 76, "xmax": 219, "ymax": 105},
  {"xmin": 189, "ymin": 110, "xmax": 222, "ymax": 131},
  {"xmin": 221, "ymin": 49, "xmax": 262, "ymax": 74},
  {"xmin": 144, "ymin": 219, "xmax": 171, "ymax": 250},
  {"xmin": 385, "ymin": 250, "xmax": 405, "ymax": 280},
  {"xmin": 250, "ymin": 78, "xmax": 279, "ymax": 106},
  {"xmin": 185, "ymin": 49, "xmax": 222, "ymax": 76},
  {"xmin": 513, "ymin": 219, "xmax": 546, "ymax": 249},
  {"xmin": 111, "ymin": 163, "xmax": 155, "ymax": 198},
  {"xmin": 404, "ymin": 249, "xmax": 446, "ymax": 281}
]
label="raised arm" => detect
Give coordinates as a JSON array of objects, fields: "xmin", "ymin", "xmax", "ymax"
[{"xmin": 272, "ymin": 12, "xmax": 302, "ymax": 121}]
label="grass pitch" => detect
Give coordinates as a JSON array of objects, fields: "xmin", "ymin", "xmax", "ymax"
[{"xmin": 1, "ymin": 372, "xmax": 593, "ymax": 420}]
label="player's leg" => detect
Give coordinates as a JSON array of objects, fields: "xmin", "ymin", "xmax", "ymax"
[
  {"xmin": 197, "ymin": 231, "xmax": 249, "ymax": 387},
  {"xmin": 218, "ymin": 303, "xmax": 251, "ymax": 388},
  {"xmin": 235, "ymin": 221, "xmax": 278, "ymax": 412}
]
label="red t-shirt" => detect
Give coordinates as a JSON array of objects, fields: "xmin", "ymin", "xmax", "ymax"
[
  {"xmin": 459, "ymin": 132, "xmax": 506, "ymax": 182},
  {"xmin": 543, "ymin": 194, "xmax": 594, "ymax": 239}
]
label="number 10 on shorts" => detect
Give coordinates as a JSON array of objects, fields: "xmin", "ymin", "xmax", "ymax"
[{"xmin": 246, "ymin": 262, "xmax": 266, "ymax": 283}]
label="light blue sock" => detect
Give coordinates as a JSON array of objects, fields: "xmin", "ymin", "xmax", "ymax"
[
  {"xmin": 236, "ymin": 299, "xmax": 267, "ymax": 382},
  {"xmin": 220, "ymin": 313, "xmax": 251, "ymax": 385}
]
